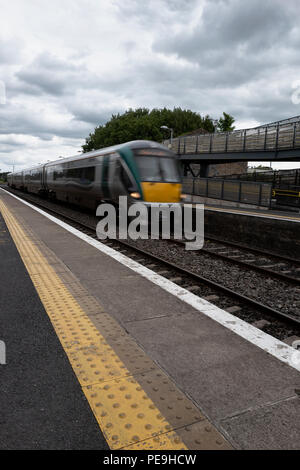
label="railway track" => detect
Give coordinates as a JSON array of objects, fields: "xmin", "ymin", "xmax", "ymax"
[
  {"xmin": 168, "ymin": 238, "xmax": 300, "ymax": 285},
  {"xmin": 2, "ymin": 186, "xmax": 300, "ymax": 340}
]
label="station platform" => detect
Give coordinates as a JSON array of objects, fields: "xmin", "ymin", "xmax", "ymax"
[
  {"xmin": 0, "ymin": 188, "xmax": 300, "ymax": 450},
  {"xmin": 189, "ymin": 195, "xmax": 300, "ymax": 223},
  {"xmin": 190, "ymin": 200, "xmax": 300, "ymax": 260},
  {"xmin": 203, "ymin": 203, "xmax": 300, "ymax": 223}
]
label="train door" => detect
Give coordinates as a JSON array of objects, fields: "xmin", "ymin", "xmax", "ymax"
[
  {"xmin": 102, "ymin": 155, "xmax": 110, "ymax": 200},
  {"xmin": 42, "ymin": 165, "xmax": 46, "ymax": 191}
]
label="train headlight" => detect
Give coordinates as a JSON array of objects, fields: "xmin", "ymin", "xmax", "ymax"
[
  {"xmin": 180, "ymin": 193, "xmax": 188, "ymax": 200},
  {"xmin": 130, "ymin": 192, "xmax": 141, "ymax": 199}
]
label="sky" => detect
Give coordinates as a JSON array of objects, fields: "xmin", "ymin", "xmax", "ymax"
[{"xmin": 0, "ymin": 0, "xmax": 300, "ymax": 172}]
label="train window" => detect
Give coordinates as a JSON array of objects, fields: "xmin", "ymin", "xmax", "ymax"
[
  {"xmin": 65, "ymin": 166, "xmax": 95, "ymax": 183},
  {"xmin": 134, "ymin": 156, "xmax": 162, "ymax": 182},
  {"xmin": 53, "ymin": 165, "xmax": 64, "ymax": 180},
  {"xmin": 83, "ymin": 166, "xmax": 95, "ymax": 183},
  {"xmin": 134, "ymin": 152, "xmax": 181, "ymax": 183},
  {"xmin": 160, "ymin": 158, "xmax": 181, "ymax": 182},
  {"xmin": 134, "ymin": 148, "xmax": 173, "ymax": 157},
  {"xmin": 52, "ymin": 164, "xmax": 95, "ymax": 183},
  {"xmin": 66, "ymin": 168, "xmax": 81, "ymax": 179},
  {"xmin": 31, "ymin": 170, "xmax": 41, "ymax": 180}
]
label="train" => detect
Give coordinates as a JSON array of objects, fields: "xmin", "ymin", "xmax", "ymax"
[{"xmin": 7, "ymin": 140, "xmax": 183, "ymax": 209}]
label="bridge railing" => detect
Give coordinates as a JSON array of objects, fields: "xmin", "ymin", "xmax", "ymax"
[{"xmin": 165, "ymin": 118, "xmax": 300, "ymax": 155}]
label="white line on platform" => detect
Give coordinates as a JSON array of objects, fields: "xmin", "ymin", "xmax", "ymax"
[
  {"xmin": 203, "ymin": 205, "xmax": 300, "ymax": 223},
  {"xmin": 1, "ymin": 187, "xmax": 300, "ymax": 373}
]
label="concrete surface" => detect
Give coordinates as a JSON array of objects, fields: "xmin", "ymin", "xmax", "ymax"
[
  {"xmin": 0, "ymin": 213, "xmax": 109, "ymax": 450},
  {"xmin": 1, "ymin": 191, "xmax": 300, "ymax": 449}
]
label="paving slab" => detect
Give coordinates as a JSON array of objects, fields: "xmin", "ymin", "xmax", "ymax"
[
  {"xmin": 80, "ymin": 277, "xmax": 195, "ymax": 324},
  {"xmin": 124, "ymin": 313, "xmax": 300, "ymax": 422},
  {"xmin": 220, "ymin": 397, "xmax": 300, "ymax": 450}
]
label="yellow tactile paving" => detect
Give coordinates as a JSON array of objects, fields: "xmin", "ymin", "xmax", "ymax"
[
  {"xmin": 0, "ymin": 197, "xmax": 232, "ymax": 450},
  {"xmin": 84, "ymin": 377, "xmax": 185, "ymax": 449},
  {"xmin": 0, "ymin": 199, "xmax": 189, "ymax": 449},
  {"xmin": 67, "ymin": 342, "xmax": 134, "ymax": 386}
]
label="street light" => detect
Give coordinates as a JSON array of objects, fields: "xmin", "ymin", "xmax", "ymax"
[
  {"xmin": 212, "ymin": 119, "xmax": 218, "ymax": 132},
  {"xmin": 160, "ymin": 125, "xmax": 174, "ymax": 147}
]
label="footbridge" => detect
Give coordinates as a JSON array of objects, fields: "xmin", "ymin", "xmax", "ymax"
[{"xmin": 165, "ymin": 115, "xmax": 300, "ymax": 163}]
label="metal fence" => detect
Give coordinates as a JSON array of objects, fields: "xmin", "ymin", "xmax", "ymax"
[
  {"xmin": 165, "ymin": 115, "xmax": 300, "ymax": 155},
  {"xmin": 221, "ymin": 168, "xmax": 300, "ymax": 187},
  {"xmin": 183, "ymin": 178, "xmax": 272, "ymax": 207}
]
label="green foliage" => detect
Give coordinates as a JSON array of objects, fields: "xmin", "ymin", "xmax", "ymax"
[
  {"xmin": 0, "ymin": 172, "xmax": 9, "ymax": 182},
  {"xmin": 217, "ymin": 112, "xmax": 235, "ymax": 132},
  {"xmin": 82, "ymin": 107, "xmax": 235, "ymax": 151},
  {"xmin": 82, "ymin": 107, "xmax": 215, "ymax": 152},
  {"xmin": 252, "ymin": 165, "xmax": 273, "ymax": 170}
]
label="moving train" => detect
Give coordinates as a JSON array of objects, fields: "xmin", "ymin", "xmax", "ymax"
[{"xmin": 7, "ymin": 141, "xmax": 183, "ymax": 209}]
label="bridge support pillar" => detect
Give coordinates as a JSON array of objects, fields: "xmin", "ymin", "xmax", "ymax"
[{"xmin": 200, "ymin": 164, "xmax": 209, "ymax": 177}]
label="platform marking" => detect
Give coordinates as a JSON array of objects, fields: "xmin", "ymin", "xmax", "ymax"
[
  {"xmin": 0, "ymin": 197, "xmax": 232, "ymax": 450},
  {"xmin": 203, "ymin": 204, "xmax": 300, "ymax": 223},
  {"xmin": 1, "ymin": 188, "xmax": 300, "ymax": 374},
  {"xmin": 0, "ymin": 199, "xmax": 192, "ymax": 450}
]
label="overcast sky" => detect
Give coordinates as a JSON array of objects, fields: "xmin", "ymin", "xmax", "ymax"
[{"xmin": 1, "ymin": 0, "xmax": 300, "ymax": 172}]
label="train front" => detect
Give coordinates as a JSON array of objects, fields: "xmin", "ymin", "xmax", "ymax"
[{"xmin": 131, "ymin": 146, "xmax": 183, "ymax": 204}]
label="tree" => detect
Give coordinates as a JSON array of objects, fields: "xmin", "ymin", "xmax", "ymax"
[
  {"xmin": 0, "ymin": 172, "xmax": 9, "ymax": 182},
  {"xmin": 82, "ymin": 108, "xmax": 236, "ymax": 151},
  {"xmin": 253, "ymin": 165, "xmax": 273, "ymax": 170},
  {"xmin": 217, "ymin": 112, "xmax": 235, "ymax": 132},
  {"xmin": 82, "ymin": 107, "xmax": 216, "ymax": 152}
]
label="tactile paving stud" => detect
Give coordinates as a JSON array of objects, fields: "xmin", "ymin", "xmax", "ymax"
[
  {"xmin": 123, "ymin": 430, "xmax": 187, "ymax": 450},
  {"xmin": 175, "ymin": 421, "xmax": 232, "ymax": 450},
  {"xmin": 132, "ymin": 369, "xmax": 205, "ymax": 430},
  {"xmin": 98, "ymin": 334, "xmax": 157, "ymax": 376},
  {"xmin": 27, "ymin": 261, "xmax": 68, "ymax": 275},
  {"xmin": 69, "ymin": 295, "xmax": 106, "ymax": 316},
  {"xmin": 84, "ymin": 376, "xmax": 185, "ymax": 450},
  {"xmin": 56, "ymin": 271, "xmax": 81, "ymax": 285},
  {"xmin": 67, "ymin": 342, "xmax": 135, "ymax": 386},
  {"xmin": 58, "ymin": 282, "xmax": 96, "ymax": 299},
  {"xmin": 89, "ymin": 313, "xmax": 128, "ymax": 340}
]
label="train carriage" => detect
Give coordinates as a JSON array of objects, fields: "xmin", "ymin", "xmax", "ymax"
[
  {"xmin": 8, "ymin": 171, "xmax": 24, "ymax": 189},
  {"xmin": 23, "ymin": 166, "xmax": 44, "ymax": 194},
  {"xmin": 8, "ymin": 140, "xmax": 183, "ymax": 209}
]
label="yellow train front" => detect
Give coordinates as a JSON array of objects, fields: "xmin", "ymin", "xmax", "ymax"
[{"xmin": 122, "ymin": 141, "xmax": 183, "ymax": 205}]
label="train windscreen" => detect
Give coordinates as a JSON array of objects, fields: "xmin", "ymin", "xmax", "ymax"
[{"xmin": 133, "ymin": 149, "xmax": 181, "ymax": 183}]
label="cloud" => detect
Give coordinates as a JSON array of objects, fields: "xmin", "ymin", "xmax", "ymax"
[
  {"xmin": 0, "ymin": 0, "xmax": 300, "ymax": 171},
  {"xmin": 0, "ymin": 36, "xmax": 23, "ymax": 64},
  {"xmin": 153, "ymin": 0, "xmax": 299, "ymax": 84},
  {"xmin": 15, "ymin": 52, "xmax": 95, "ymax": 96}
]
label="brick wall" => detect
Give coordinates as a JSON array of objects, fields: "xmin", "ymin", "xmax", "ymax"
[
  {"xmin": 186, "ymin": 161, "xmax": 248, "ymax": 177},
  {"xmin": 208, "ymin": 161, "xmax": 248, "ymax": 177}
]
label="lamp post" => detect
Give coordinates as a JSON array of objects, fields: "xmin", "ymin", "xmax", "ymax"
[
  {"xmin": 160, "ymin": 125, "xmax": 174, "ymax": 148},
  {"xmin": 212, "ymin": 119, "xmax": 218, "ymax": 133}
]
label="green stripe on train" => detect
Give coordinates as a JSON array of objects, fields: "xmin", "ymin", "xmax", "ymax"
[{"xmin": 119, "ymin": 147, "xmax": 143, "ymax": 198}]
